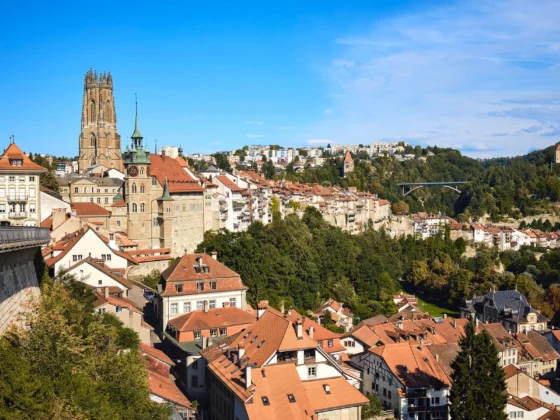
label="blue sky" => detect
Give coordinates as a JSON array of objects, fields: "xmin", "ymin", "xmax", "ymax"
[{"xmin": 1, "ymin": 0, "xmax": 559, "ymax": 158}]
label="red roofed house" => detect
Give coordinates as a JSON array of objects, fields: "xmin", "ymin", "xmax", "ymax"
[
  {"xmin": 94, "ymin": 288, "xmax": 152, "ymax": 344},
  {"xmin": 313, "ymin": 298, "xmax": 354, "ymax": 331},
  {"xmin": 351, "ymin": 341, "xmax": 451, "ymax": 419},
  {"xmin": 0, "ymin": 140, "xmax": 47, "ymax": 226},
  {"xmin": 213, "ymin": 175, "xmax": 251, "ymax": 232},
  {"xmin": 71, "ymin": 201, "xmax": 111, "ymax": 229},
  {"xmin": 200, "ymin": 305, "xmax": 368, "ymax": 420},
  {"xmin": 139, "ymin": 343, "xmax": 196, "ymax": 419},
  {"xmin": 155, "ymin": 252, "xmax": 248, "ymax": 330}
]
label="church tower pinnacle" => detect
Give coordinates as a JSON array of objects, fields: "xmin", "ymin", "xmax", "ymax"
[{"xmin": 78, "ymin": 68, "xmax": 122, "ymax": 173}]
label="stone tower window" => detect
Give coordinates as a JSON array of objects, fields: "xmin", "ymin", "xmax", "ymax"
[
  {"xmin": 132, "ymin": 203, "xmax": 137, "ymax": 213},
  {"xmin": 140, "ymin": 167, "xmax": 145, "ymax": 176},
  {"xmin": 140, "ymin": 184, "xmax": 145, "ymax": 193},
  {"xmin": 89, "ymin": 100, "xmax": 95, "ymax": 123},
  {"xmin": 132, "ymin": 184, "xmax": 137, "ymax": 193},
  {"xmin": 140, "ymin": 203, "xmax": 145, "ymax": 212}
]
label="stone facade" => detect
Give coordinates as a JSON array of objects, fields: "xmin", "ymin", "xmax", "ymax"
[{"xmin": 78, "ymin": 69, "xmax": 122, "ymax": 172}]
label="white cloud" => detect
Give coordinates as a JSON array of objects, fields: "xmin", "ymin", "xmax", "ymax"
[
  {"xmin": 245, "ymin": 121, "xmax": 264, "ymax": 125},
  {"xmin": 323, "ymin": 109, "xmax": 333, "ymax": 115},
  {"xmin": 246, "ymin": 134, "xmax": 266, "ymax": 138},
  {"xmin": 312, "ymin": 0, "xmax": 560, "ymax": 157}
]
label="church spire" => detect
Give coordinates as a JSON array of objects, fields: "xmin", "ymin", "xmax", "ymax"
[{"xmin": 131, "ymin": 95, "xmax": 143, "ymax": 141}]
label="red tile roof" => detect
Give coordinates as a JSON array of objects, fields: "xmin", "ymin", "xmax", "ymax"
[
  {"xmin": 111, "ymin": 199, "xmax": 126, "ymax": 207},
  {"xmin": 149, "ymin": 153, "xmax": 204, "ymax": 193},
  {"xmin": 167, "ymin": 307, "xmax": 255, "ymax": 334},
  {"xmin": 215, "ymin": 175, "xmax": 246, "ymax": 192},
  {"xmin": 71, "ymin": 202, "xmax": 111, "ymax": 217},
  {"xmin": 303, "ymin": 377, "xmax": 368, "ymax": 412},
  {"xmin": 68, "ymin": 257, "xmax": 133, "ymax": 289},
  {"xmin": 0, "ymin": 142, "xmax": 48, "ymax": 172},
  {"xmin": 140, "ymin": 343, "xmax": 174, "ymax": 366},
  {"xmin": 344, "ymin": 151, "xmax": 353, "ymax": 163}
]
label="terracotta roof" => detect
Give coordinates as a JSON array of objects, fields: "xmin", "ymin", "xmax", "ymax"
[
  {"xmin": 479, "ymin": 323, "xmax": 520, "ymax": 352},
  {"xmin": 160, "ymin": 253, "xmax": 247, "ymax": 297},
  {"xmin": 344, "ymin": 151, "xmax": 353, "ymax": 163},
  {"xmin": 517, "ymin": 331, "xmax": 560, "ymax": 362},
  {"xmin": 145, "ymin": 364, "xmax": 192, "ymax": 408},
  {"xmin": 149, "ymin": 153, "xmax": 204, "ymax": 193},
  {"xmin": 303, "ymin": 377, "xmax": 368, "ymax": 412},
  {"xmin": 111, "ymin": 199, "xmax": 126, "ymax": 207},
  {"xmin": 140, "ymin": 343, "xmax": 174, "ymax": 366},
  {"xmin": 215, "ymin": 175, "xmax": 246, "ymax": 192},
  {"xmin": 0, "ymin": 143, "xmax": 48, "ymax": 172},
  {"xmin": 246, "ymin": 364, "xmax": 315, "ymax": 420},
  {"xmin": 344, "ymin": 323, "xmax": 384, "ymax": 347},
  {"xmin": 94, "ymin": 293, "xmax": 143, "ymax": 315},
  {"xmin": 504, "ymin": 364, "xmax": 522, "ymax": 379},
  {"xmin": 175, "ymin": 155, "xmax": 189, "ymax": 167},
  {"xmin": 68, "ymin": 257, "xmax": 133, "ymax": 289},
  {"xmin": 361, "ymin": 314, "xmax": 389, "ymax": 326},
  {"xmin": 167, "ymin": 307, "xmax": 256, "ymax": 334},
  {"xmin": 428, "ymin": 343, "xmax": 460, "ymax": 380},
  {"xmin": 71, "ymin": 202, "xmax": 111, "ymax": 217},
  {"xmin": 370, "ymin": 342, "xmax": 451, "ymax": 388}
]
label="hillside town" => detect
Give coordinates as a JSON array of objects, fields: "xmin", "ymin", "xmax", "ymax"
[{"xmin": 3, "ymin": 68, "xmax": 560, "ymax": 420}]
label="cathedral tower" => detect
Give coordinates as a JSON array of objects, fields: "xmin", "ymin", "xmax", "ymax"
[{"xmin": 78, "ymin": 69, "xmax": 122, "ymax": 172}]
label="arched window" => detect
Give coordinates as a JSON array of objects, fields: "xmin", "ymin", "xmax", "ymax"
[
  {"xmin": 140, "ymin": 184, "xmax": 145, "ymax": 194},
  {"xmin": 89, "ymin": 100, "xmax": 96, "ymax": 123},
  {"xmin": 90, "ymin": 133, "xmax": 96, "ymax": 148},
  {"xmin": 140, "ymin": 203, "xmax": 145, "ymax": 212},
  {"xmin": 132, "ymin": 184, "xmax": 137, "ymax": 193},
  {"xmin": 140, "ymin": 167, "xmax": 144, "ymax": 175},
  {"xmin": 132, "ymin": 203, "xmax": 137, "ymax": 213}
]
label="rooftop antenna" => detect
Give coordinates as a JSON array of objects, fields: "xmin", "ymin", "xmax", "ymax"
[
  {"xmin": 155, "ymin": 138, "xmax": 158, "ymax": 154},
  {"xmin": 10, "ymin": 134, "xmax": 14, "ymax": 144}
]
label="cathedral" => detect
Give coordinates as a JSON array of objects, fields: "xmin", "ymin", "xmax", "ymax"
[{"xmin": 78, "ymin": 69, "xmax": 122, "ymax": 172}]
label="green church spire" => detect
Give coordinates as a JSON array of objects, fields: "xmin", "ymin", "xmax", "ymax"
[
  {"xmin": 159, "ymin": 178, "xmax": 173, "ymax": 201},
  {"xmin": 131, "ymin": 95, "xmax": 143, "ymax": 140}
]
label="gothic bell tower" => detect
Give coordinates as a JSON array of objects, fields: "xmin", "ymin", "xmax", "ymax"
[{"xmin": 78, "ymin": 68, "xmax": 122, "ymax": 173}]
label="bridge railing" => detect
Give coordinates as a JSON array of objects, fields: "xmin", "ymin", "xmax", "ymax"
[{"xmin": 0, "ymin": 226, "xmax": 51, "ymax": 246}]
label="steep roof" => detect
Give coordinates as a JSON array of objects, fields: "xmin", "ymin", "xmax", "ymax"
[
  {"xmin": 68, "ymin": 257, "xmax": 133, "ymax": 289},
  {"xmin": 71, "ymin": 202, "xmax": 111, "ymax": 217},
  {"xmin": 149, "ymin": 153, "xmax": 204, "ymax": 193},
  {"xmin": 303, "ymin": 377, "xmax": 368, "ymax": 412},
  {"xmin": 0, "ymin": 142, "xmax": 48, "ymax": 172},
  {"xmin": 428, "ymin": 343, "xmax": 460, "ymax": 380},
  {"xmin": 215, "ymin": 175, "xmax": 246, "ymax": 192},
  {"xmin": 370, "ymin": 342, "xmax": 451, "ymax": 389},
  {"xmin": 344, "ymin": 151, "xmax": 353, "ymax": 163},
  {"xmin": 167, "ymin": 307, "xmax": 255, "ymax": 333}
]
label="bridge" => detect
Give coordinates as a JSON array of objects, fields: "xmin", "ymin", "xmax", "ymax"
[{"xmin": 398, "ymin": 181, "xmax": 468, "ymax": 196}]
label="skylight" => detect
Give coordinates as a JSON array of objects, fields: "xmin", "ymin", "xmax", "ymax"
[
  {"xmin": 287, "ymin": 394, "xmax": 296, "ymax": 403},
  {"xmin": 262, "ymin": 396, "xmax": 270, "ymax": 406}
]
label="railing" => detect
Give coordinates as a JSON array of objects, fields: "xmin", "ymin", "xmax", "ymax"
[
  {"xmin": 7, "ymin": 195, "xmax": 29, "ymax": 202},
  {"xmin": 408, "ymin": 404, "xmax": 448, "ymax": 414},
  {"xmin": 9, "ymin": 212, "xmax": 27, "ymax": 219},
  {"xmin": 0, "ymin": 226, "xmax": 51, "ymax": 245}
]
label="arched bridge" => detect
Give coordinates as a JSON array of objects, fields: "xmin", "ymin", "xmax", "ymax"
[{"xmin": 398, "ymin": 181, "xmax": 467, "ymax": 196}]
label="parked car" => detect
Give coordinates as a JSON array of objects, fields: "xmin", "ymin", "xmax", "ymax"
[{"xmin": 143, "ymin": 289, "xmax": 155, "ymax": 301}]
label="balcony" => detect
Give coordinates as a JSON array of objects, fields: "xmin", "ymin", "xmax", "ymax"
[
  {"xmin": 7, "ymin": 195, "xmax": 28, "ymax": 203},
  {"xmin": 9, "ymin": 212, "xmax": 27, "ymax": 219},
  {"xmin": 408, "ymin": 404, "xmax": 448, "ymax": 414}
]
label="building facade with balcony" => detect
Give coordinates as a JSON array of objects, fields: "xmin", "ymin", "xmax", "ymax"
[{"xmin": 0, "ymin": 141, "xmax": 47, "ymax": 226}]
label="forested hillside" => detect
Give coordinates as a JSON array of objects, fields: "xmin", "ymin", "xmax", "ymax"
[
  {"xmin": 198, "ymin": 208, "xmax": 560, "ymax": 325},
  {"xmin": 284, "ymin": 144, "xmax": 560, "ymax": 222}
]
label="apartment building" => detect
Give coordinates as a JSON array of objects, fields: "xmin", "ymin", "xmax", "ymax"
[{"xmin": 0, "ymin": 141, "xmax": 47, "ymax": 226}]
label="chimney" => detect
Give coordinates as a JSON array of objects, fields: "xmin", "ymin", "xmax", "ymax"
[
  {"xmin": 202, "ymin": 336, "xmax": 208, "ymax": 349},
  {"xmin": 257, "ymin": 300, "xmax": 269, "ymax": 319},
  {"xmin": 246, "ymin": 365, "xmax": 252, "ymax": 389},
  {"xmin": 238, "ymin": 342, "xmax": 246, "ymax": 359},
  {"xmin": 443, "ymin": 313, "xmax": 447, "ymax": 319},
  {"xmin": 396, "ymin": 320, "xmax": 404, "ymax": 330},
  {"xmin": 52, "ymin": 208, "xmax": 66, "ymax": 231},
  {"xmin": 454, "ymin": 319, "xmax": 458, "ymax": 329},
  {"xmin": 309, "ymin": 326, "xmax": 314, "ymax": 340},
  {"xmin": 104, "ymin": 286, "xmax": 109, "ymax": 298},
  {"xmin": 296, "ymin": 318, "xmax": 303, "ymax": 340},
  {"xmin": 204, "ymin": 300, "xmax": 209, "ymax": 313},
  {"xmin": 211, "ymin": 251, "xmax": 218, "ymax": 260}
]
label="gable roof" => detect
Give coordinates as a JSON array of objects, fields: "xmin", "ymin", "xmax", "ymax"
[
  {"xmin": 149, "ymin": 153, "xmax": 204, "ymax": 193},
  {"xmin": 71, "ymin": 202, "xmax": 111, "ymax": 217},
  {"xmin": 344, "ymin": 151, "xmax": 353, "ymax": 163},
  {"xmin": 67, "ymin": 257, "xmax": 133, "ymax": 289},
  {"xmin": 0, "ymin": 142, "xmax": 48, "ymax": 172},
  {"xmin": 215, "ymin": 175, "xmax": 246, "ymax": 192},
  {"xmin": 167, "ymin": 307, "xmax": 255, "ymax": 333}
]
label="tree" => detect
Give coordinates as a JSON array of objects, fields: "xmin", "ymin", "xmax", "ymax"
[
  {"xmin": 450, "ymin": 322, "xmax": 507, "ymax": 420},
  {"xmin": 392, "ymin": 201, "xmax": 409, "ymax": 214},
  {"xmin": 361, "ymin": 394, "xmax": 383, "ymax": 419},
  {"xmin": 212, "ymin": 153, "xmax": 232, "ymax": 172}
]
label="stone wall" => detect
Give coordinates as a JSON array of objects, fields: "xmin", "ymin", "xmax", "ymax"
[
  {"xmin": 127, "ymin": 259, "xmax": 170, "ymax": 279},
  {"xmin": 0, "ymin": 248, "xmax": 42, "ymax": 335}
]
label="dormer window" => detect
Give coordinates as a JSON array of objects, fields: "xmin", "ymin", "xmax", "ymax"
[
  {"xmin": 10, "ymin": 159, "xmax": 23, "ymax": 166},
  {"xmin": 175, "ymin": 284, "xmax": 183, "ymax": 293}
]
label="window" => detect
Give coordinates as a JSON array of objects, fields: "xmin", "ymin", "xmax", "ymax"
[
  {"xmin": 175, "ymin": 284, "xmax": 183, "ymax": 293},
  {"xmin": 72, "ymin": 255, "xmax": 83, "ymax": 262},
  {"xmin": 261, "ymin": 397, "xmax": 270, "ymax": 406},
  {"xmin": 388, "ymin": 390, "xmax": 392, "ymax": 399},
  {"xmin": 383, "ymin": 388, "xmax": 387, "ymax": 397},
  {"xmin": 105, "ymin": 189, "xmax": 108, "ymax": 193},
  {"xmin": 194, "ymin": 331, "xmax": 201, "ymax": 339},
  {"xmin": 140, "ymin": 184, "xmax": 145, "ymax": 193},
  {"xmin": 9, "ymin": 177, "xmax": 15, "ymax": 182},
  {"xmin": 211, "ymin": 329, "xmax": 217, "ymax": 337},
  {"xmin": 191, "ymin": 376, "xmax": 198, "ymax": 388},
  {"xmin": 210, "ymin": 280, "xmax": 217, "ymax": 290},
  {"xmin": 197, "ymin": 301, "xmax": 204, "ymax": 310},
  {"xmin": 99, "ymin": 308, "xmax": 105, "ymax": 314},
  {"xmin": 117, "ymin": 220, "xmax": 121, "ymax": 227},
  {"xmin": 230, "ymin": 297, "xmax": 237, "ymax": 307},
  {"xmin": 140, "ymin": 203, "xmax": 145, "ymax": 212},
  {"xmin": 90, "ymin": 198, "xmax": 94, "ymax": 203},
  {"xmin": 152, "ymin": 177, "xmax": 157, "ymax": 186},
  {"xmin": 209, "ymin": 300, "xmax": 216, "ymax": 309},
  {"xmin": 97, "ymin": 197, "xmax": 101, "ymax": 204},
  {"xmin": 116, "ymin": 306, "xmax": 122, "ymax": 313},
  {"xmin": 197, "ymin": 281, "xmax": 204, "ymax": 291},
  {"xmin": 220, "ymin": 328, "xmax": 227, "ymax": 336},
  {"xmin": 98, "ymin": 280, "xmax": 102, "ymax": 285},
  {"xmin": 29, "ymin": 176, "xmax": 35, "ymax": 182},
  {"xmin": 105, "ymin": 197, "xmax": 109, "ymax": 204},
  {"xmin": 170, "ymin": 303, "xmax": 178, "ymax": 314},
  {"xmin": 132, "ymin": 203, "xmax": 137, "ymax": 212},
  {"xmin": 328, "ymin": 340, "xmax": 333, "ymax": 348},
  {"xmin": 132, "ymin": 184, "xmax": 137, "ymax": 193},
  {"xmin": 287, "ymin": 394, "xmax": 296, "ymax": 403},
  {"xmin": 307, "ymin": 367, "xmax": 316, "ymax": 378},
  {"xmin": 183, "ymin": 302, "xmax": 191, "ymax": 313},
  {"xmin": 29, "ymin": 188, "xmax": 35, "ymax": 198},
  {"xmin": 0, "ymin": 204, "xmax": 5, "ymax": 213}
]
